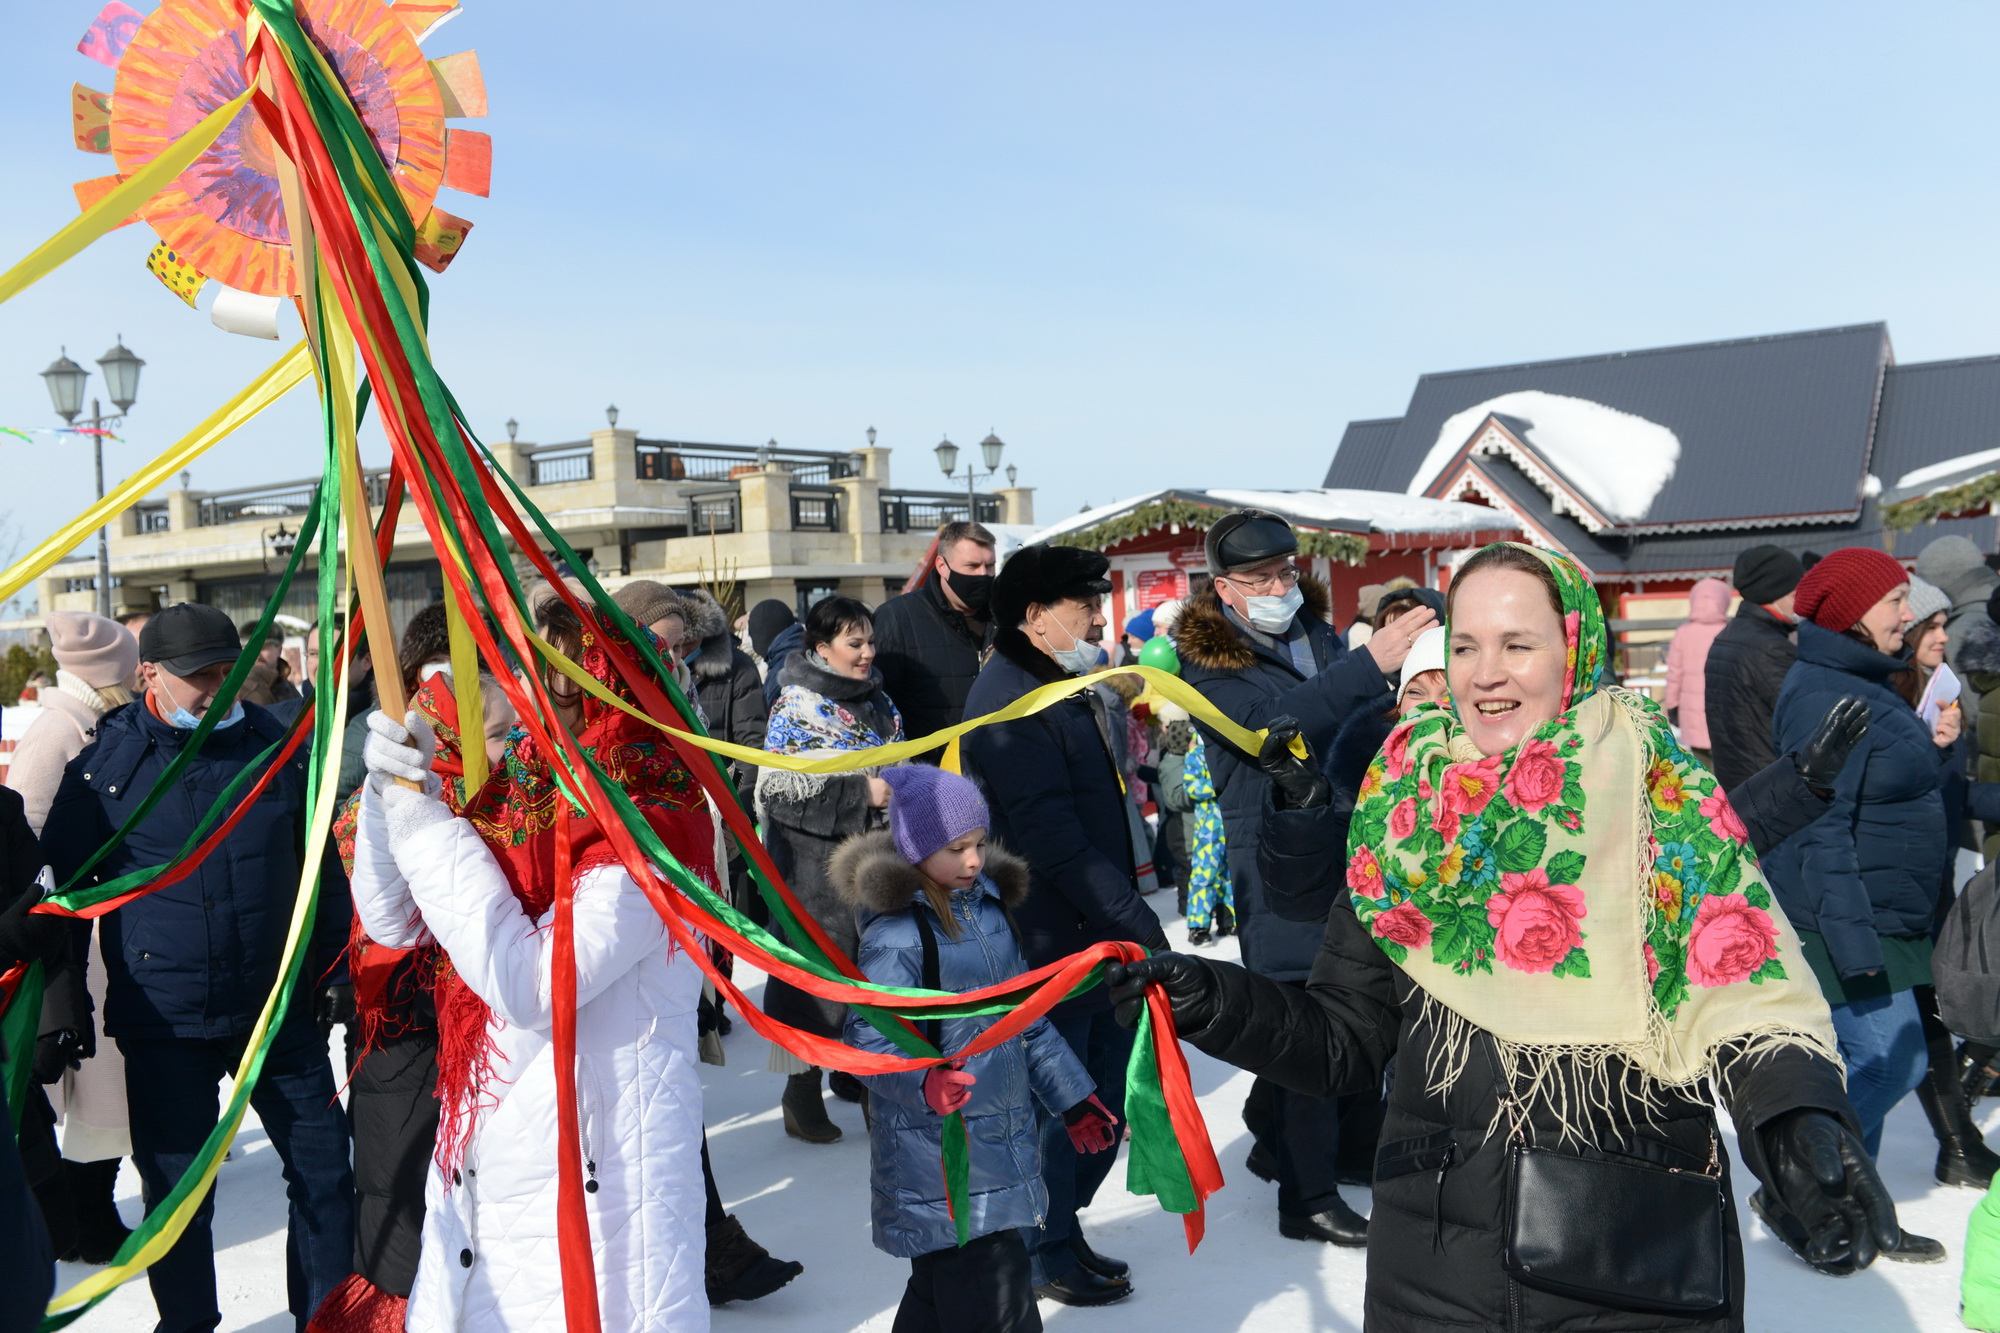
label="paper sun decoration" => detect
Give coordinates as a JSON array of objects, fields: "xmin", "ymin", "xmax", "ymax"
[{"xmin": 69, "ymin": 0, "xmax": 489, "ymax": 337}]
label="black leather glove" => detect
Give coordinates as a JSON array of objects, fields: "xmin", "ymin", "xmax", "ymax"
[
  {"xmin": 1668, "ymin": 707, "xmax": 1680, "ymax": 727},
  {"xmin": 315, "ymin": 982, "xmax": 356, "ymax": 1035},
  {"xmin": 0, "ymin": 888, "xmax": 63, "ymax": 970},
  {"xmin": 1105, "ymin": 953, "xmax": 1222, "ymax": 1035},
  {"xmin": 1759, "ymin": 1109, "xmax": 1899, "ymax": 1271},
  {"xmin": 1258, "ymin": 716, "xmax": 1330, "ymax": 811},
  {"xmin": 33, "ymin": 1027, "xmax": 89, "ymax": 1085},
  {"xmin": 1795, "ymin": 696, "xmax": 1870, "ymax": 794}
]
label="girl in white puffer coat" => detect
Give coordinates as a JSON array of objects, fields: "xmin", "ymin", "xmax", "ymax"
[{"xmin": 352, "ymin": 619, "xmax": 719, "ymax": 1333}]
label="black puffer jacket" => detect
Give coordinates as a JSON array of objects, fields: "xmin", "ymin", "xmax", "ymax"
[
  {"xmin": 1173, "ymin": 575, "xmax": 1392, "ymax": 980},
  {"xmin": 1703, "ymin": 602, "xmax": 1795, "ymax": 792},
  {"xmin": 873, "ymin": 577, "xmax": 991, "ymax": 747},
  {"xmin": 1175, "ymin": 806, "xmax": 1856, "ymax": 1333}
]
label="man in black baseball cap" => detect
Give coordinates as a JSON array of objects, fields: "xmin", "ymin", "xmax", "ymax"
[
  {"xmin": 41, "ymin": 606, "xmax": 355, "ymax": 1330},
  {"xmin": 1705, "ymin": 545, "xmax": 1806, "ymax": 791},
  {"xmin": 137, "ymin": 602, "xmax": 245, "ymax": 726}
]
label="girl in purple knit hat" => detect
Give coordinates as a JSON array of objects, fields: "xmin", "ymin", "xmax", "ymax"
[{"xmin": 831, "ymin": 764, "xmax": 1119, "ymax": 1331}]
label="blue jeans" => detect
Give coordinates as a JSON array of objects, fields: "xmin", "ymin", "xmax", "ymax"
[
  {"xmin": 1827, "ymin": 989, "xmax": 1929, "ymax": 1158},
  {"xmin": 1023, "ymin": 1006, "xmax": 1132, "ymax": 1286},
  {"xmin": 121, "ymin": 1016, "xmax": 354, "ymax": 1333}
]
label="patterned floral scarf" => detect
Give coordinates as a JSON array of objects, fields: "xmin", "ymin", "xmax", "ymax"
[{"xmin": 1346, "ymin": 543, "xmax": 1835, "ymax": 1110}]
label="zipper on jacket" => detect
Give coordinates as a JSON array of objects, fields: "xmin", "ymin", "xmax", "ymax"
[
  {"xmin": 578, "ymin": 1060, "xmax": 601, "ymax": 1195},
  {"xmin": 962, "ymin": 889, "xmax": 1043, "ymax": 1224}
]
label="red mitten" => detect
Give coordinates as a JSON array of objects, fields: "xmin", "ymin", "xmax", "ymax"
[
  {"xmin": 1063, "ymin": 1094, "xmax": 1118, "ymax": 1154},
  {"xmin": 923, "ymin": 1063, "xmax": 976, "ymax": 1116}
]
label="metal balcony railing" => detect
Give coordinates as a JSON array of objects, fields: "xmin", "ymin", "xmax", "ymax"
[
  {"xmin": 688, "ymin": 491, "xmax": 740, "ymax": 535},
  {"xmin": 134, "ymin": 502, "xmax": 170, "ymax": 533},
  {"xmin": 194, "ymin": 471, "xmax": 388, "ymax": 526},
  {"xmin": 528, "ymin": 442, "xmax": 594, "ymax": 485},
  {"xmin": 790, "ymin": 488, "xmax": 841, "ymax": 532},
  {"xmin": 635, "ymin": 439, "xmax": 858, "ymax": 487},
  {"xmin": 879, "ymin": 490, "xmax": 1002, "ymax": 533}
]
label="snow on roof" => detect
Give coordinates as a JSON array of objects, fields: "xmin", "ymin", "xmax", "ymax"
[
  {"xmin": 1896, "ymin": 447, "xmax": 2000, "ymax": 493},
  {"xmin": 1028, "ymin": 489, "xmax": 1170, "ymax": 543},
  {"xmin": 1023, "ymin": 487, "xmax": 1507, "ymax": 548},
  {"xmin": 1405, "ymin": 389, "xmax": 1682, "ymax": 524},
  {"xmin": 1203, "ymin": 488, "xmax": 1506, "ymax": 533}
]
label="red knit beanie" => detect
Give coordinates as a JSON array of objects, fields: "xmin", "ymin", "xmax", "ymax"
[{"xmin": 1792, "ymin": 547, "xmax": 1909, "ymax": 632}]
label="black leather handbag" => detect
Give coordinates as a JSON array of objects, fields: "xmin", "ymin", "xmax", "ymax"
[{"xmin": 1499, "ymin": 1097, "xmax": 1729, "ymax": 1316}]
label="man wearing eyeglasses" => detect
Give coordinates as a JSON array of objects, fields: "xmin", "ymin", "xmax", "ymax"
[{"xmin": 1173, "ymin": 508, "xmax": 1435, "ymax": 1249}]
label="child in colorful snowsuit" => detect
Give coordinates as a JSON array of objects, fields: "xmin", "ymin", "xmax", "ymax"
[{"xmin": 1183, "ymin": 730, "xmax": 1233, "ymax": 946}]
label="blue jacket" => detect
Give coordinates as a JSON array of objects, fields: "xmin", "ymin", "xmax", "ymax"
[
  {"xmin": 759, "ymin": 621, "xmax": 807, "ymax": 711},
  {"xmin": 961, "ymin": 630, "xmax": 1170, "ymax": 1007},
  {"xmin": 1765, "ymin": 622, "xmax": 1947, "ymax": 979},
  {"xmin": 1171, "ymin": 578, "xmax": 1392, "ymax": 980},
  {"xmin": 41, "ymin": 698, "xmax": 321, "ymax": 1041},
  {"xmin": 835, "ymin": 831, "xmax": 1095, "ymax": 1258}
]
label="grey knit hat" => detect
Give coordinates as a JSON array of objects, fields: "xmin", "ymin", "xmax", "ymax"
[{"xmin": 1906, "ymin": 575, "xmax": 1950, "ymax": 626}]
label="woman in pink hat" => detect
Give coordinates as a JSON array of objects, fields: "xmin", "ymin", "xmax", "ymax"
[{"xmin": 6, "ymin": 609, "xmax": 139, "ymax": 1264}]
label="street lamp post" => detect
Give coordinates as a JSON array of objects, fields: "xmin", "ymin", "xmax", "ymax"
[
  {"xmin": 42, "ymin": 339, "xmax": 143, "ymax": 618},
  {"xmin": 934, "ymin": 431, "xmax": 1008, "ymax": 522}
]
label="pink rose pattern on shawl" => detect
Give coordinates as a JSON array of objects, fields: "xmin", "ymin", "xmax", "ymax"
[{"xmin": 1347, "ymin": 543, "xmax": 1787, "ymax": 1014}]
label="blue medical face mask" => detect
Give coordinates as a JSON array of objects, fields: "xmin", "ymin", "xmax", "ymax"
[
  {"xmin": 1035, "ymin": 614, "xmax": 1104, "ymax": 677},
  {"xmin": 157, "ymin": 672, "xmax": 243, "ymax": 731}
]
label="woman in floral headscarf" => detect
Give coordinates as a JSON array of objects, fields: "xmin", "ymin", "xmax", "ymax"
[
  {"xmin": 353, "ymin": 606, "xmax": 718, "ymax": 1333},
  {"xmin": 1112, "ymin": 543, "xmax": 1907, "ymax": 1331}
]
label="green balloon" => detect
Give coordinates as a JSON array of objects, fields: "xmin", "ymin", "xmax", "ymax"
[{"xmin": 1138, "ymin": 635, "xmax": 1180, "ymax": 675}]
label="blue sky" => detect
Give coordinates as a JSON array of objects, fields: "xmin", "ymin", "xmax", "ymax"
[{"xmin": 2, "ymin": 1, "xmax": 1998, "ymax": 572}]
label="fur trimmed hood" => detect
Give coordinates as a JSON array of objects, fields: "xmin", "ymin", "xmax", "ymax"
[
  {"xmin": 1171, "ymin": 573, "xmax": 1332, "ymax": 673},
  {"xmin": 680, "ymin": 588, "xmax": 737, "ymax": 681},
  {"xmin": 831, "ymin": 828, "xmax": 1030, "ymax": 917},
  {"xmin": 1961, "ymin": 616, "xmax": 2000, "ymax": 681}
]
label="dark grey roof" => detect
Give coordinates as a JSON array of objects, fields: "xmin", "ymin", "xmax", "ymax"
[
  {"xmin": 1872, "ymin": 356, "xmax": 2000, "ymax": 505},
  {"xmin": 1325, "ymin": 323, "xmax": 1891, "ymax": 527},
  {"xmin": 1324, "ymin": 418, "xmax": 1402, "ymax": 492}
]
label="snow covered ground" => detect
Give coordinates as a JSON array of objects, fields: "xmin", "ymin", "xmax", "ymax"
[{"xmin": 56, "ymin": 895, "xmax": 1987, "ymax": 1331}]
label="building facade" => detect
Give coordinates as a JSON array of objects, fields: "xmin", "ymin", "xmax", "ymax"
[{"xmin": 39, "ymin": 426, "xmax": 1035, "ymax": 635}]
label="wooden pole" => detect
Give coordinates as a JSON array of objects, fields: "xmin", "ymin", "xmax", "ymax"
[{"xmin": 259, "ymin": 71, "xmax": 415, "ymax": 780}]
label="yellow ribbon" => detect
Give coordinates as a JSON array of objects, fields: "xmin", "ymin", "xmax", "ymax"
[
  {"xmin": 0, "ymin": 343, "xmax": 314, "ymax": 607},
  {"xmin": 0, "ymin": 90, "xmax": 255, "ymax": 309},
  {"xmin": 525, "ymin": 631, "xmax": 1291, "ymax": 771}
]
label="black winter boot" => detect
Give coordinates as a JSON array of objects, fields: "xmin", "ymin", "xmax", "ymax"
[
  {"xmin": 706, "ymin": 1214, "xmax": 804, "ymax": 1303},
  {"xmin": 781, "ymin": 1069, "xmax": 842, "ymax": 1144},
  {"xmin": 1918, "ymin": 1051, "xmax": 2000, "ymax": 1188},
  {"xmin": 67, "ymin": 1158, "xmax": 132, "ymax": 1264}
]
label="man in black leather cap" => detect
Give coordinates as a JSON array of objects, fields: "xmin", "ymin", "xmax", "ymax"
[{"xmin": 1171, "ymin": 508, "xmax": 1434, "ymax": 1248}]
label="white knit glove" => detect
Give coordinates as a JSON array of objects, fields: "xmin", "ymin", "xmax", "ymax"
[
  {"xmin": 381, "ymin": 782, "xmax": 455, "ymax": 847},
  {"xmin": 364, "ymin": 709, "xmax": 441, "ymax": 798}
]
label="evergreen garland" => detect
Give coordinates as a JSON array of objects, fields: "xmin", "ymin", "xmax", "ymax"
[
  {"xmin": 1882, "ymin": 473, "xmax": 2000, "ymax": 531},
  {"xmin": 1049, "ymin": 499, "xmax": 1370, "ymax": 565}
]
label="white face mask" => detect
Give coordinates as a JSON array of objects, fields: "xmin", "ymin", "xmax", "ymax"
[
  {"xmin": 1242, "ymin": 585, "xmax": 1305, "ymax": 634},
  {"xmin": 1035, "ymin": 614, "xmax": 1102, "ymax": 676}
]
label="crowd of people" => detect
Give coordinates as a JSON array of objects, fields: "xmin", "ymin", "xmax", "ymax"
[{"xmin": 6, "ymin": 513, "xmax": 2000, "ymax": 1332}]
